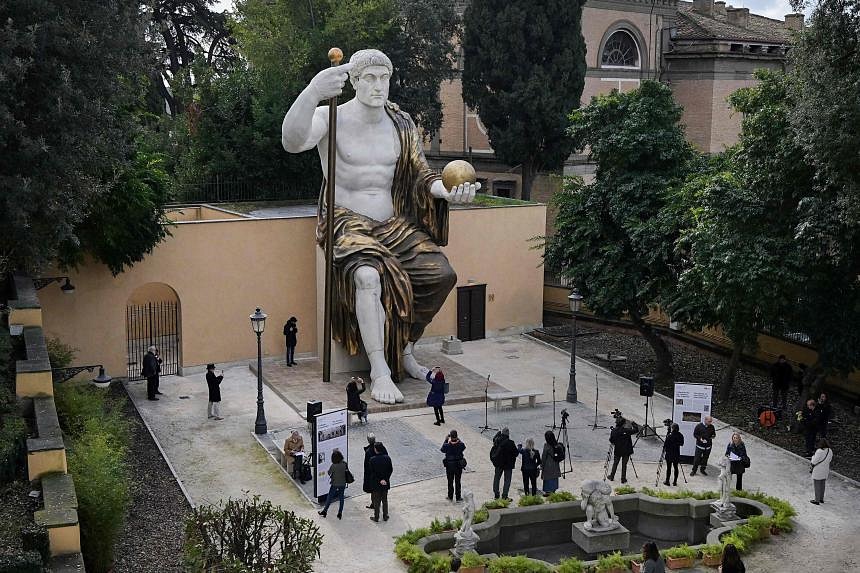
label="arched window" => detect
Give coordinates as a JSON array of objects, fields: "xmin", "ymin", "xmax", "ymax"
[{"xmin": 601, "ymin": 30, "xmax": 641, "ymax": 69}]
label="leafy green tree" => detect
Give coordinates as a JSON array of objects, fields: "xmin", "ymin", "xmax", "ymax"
[
  {"xmin": 461, "ymin": 0, "xmax": 586, "ymax": 200},
  {"xmin": 545, "ymin": 81, "xmax": 694, "ymax": 383},
  {"xmin": 0, "ymin": 0, "xmax": 151, "ymax": 275}
]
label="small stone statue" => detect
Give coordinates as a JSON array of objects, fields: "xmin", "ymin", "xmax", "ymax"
[
  {"xmin": 717, "ymin": 455, "xmax": 732, "ymax": 509},
  {"xmin": 580, "ymin": 480, "xmax": 620, "ymax": 532},
  {"xmin": 453, "ymin": 491, "xmax": 480, "ymax": 557}
]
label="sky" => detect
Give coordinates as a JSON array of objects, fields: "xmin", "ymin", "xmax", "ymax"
[{"xmin": 211, "ymin": 0, "xmax": 806, "ymax": 22}]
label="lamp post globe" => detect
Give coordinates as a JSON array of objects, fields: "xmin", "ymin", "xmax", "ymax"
[
  {"xmin": 250, "ymin": 307, "xmax": 268, "ymax": 434},
  {"xmin": 566, "ymin": 290, "xmax": 584, "ymax": 403}
]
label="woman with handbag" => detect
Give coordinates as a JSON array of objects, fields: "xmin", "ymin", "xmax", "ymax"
[
  {"xmin": 319, "ymin": 449, "xmax": 350, "ymax": 519},
  {"xmin": 725, "ymin": 433, "xmax": 749, "ymax": 491},
  {"xmin": 517, "ymin": 438, "xmax": 542, "ymax": 496},
  {"xmin": 441, "ymin": 430, "xmax": 466, "ymax": 501},
  {"xmin": 426, "ymin": 367, "xmax": 446, "ymax": 426},
  {"xmin": 810, "ymin": 438, "xmax": 833, "ymax": 505}
]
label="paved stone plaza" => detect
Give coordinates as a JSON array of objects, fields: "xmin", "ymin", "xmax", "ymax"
[{"xmin": 126, "ymin": 335, "xmax": 860, "ymax": 572}]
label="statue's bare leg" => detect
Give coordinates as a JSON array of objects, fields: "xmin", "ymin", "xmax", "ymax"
[
  {"xmin": 402, "ymin": 341, "xmax": 430, "ymax": 380},
  {"xmin": 354, "ymin": 266, "xmax": 403, "ymax": 404}
]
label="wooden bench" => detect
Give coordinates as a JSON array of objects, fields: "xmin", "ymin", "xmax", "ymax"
[{"xmin": 487, "ymin": 391, "xmax": 544, "ymax": 412}]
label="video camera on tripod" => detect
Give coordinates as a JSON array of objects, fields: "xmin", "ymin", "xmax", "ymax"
[
  {"xmin": 663, "ymin": 418, "xmax": 673, "ymax": 429},
  {"xmin": 561, "ymin": 409, "xmax": 570, "ymax": 425}
]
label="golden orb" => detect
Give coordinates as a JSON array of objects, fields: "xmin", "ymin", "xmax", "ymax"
[
  {"xmin": 441, "ymin": 160, "xmax": 477, "ymax": 191},
  {"xmin": 328, "ymin": 47, "xmax": 344, "ymax": 65}
]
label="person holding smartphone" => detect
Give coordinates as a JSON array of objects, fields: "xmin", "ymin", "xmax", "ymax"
[
  {"xmin": 441, "ymin": 430, "xmax": 466, "ymax": 501},
  {"xmin": 206, "ymin": 363, "xmax": 225, "ymax": 420}
]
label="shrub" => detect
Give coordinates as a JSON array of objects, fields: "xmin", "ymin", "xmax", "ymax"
[
  {"xmin": 54, "ymin": 381, "xmax": 128, "ymax": 443},
  {"xmin": 518, "ymin": 495, "xmax": 545, "ymax": 507},
  {"xmin": 68, "ymin": 426, "xmax": 130, "ymax": 573},
  {"xmin": 720, "ymin": 533, "xmax": 747, "ymax": 553},
  {"xmin": 595, "ymin": 551, "xmax": 628, "ymax": 572},
  {"xmin": 699, "ymin": 544, "xmax": 723, "ymax": 558},
  {"xmin": 396, "ymin": 528, "xmax": 432, "ymax": 546},
  {"xmin": 184, "ymin": 494, "xmax": 323, "ymax": 573},
  {"xmin": 0, "ymin": 415, "xmax": 26, "ymax": 484},
  {"xmin": 0, "ymin": 550, "xmax": 43, "ymax": 573},
  {"xmin": 474, "ymin": 508, "xmax": 489, "ymax": 524},
  {"xmin": 429, "ymin": 515, "xmax": 461, "ymax": 533},
  {"xmin": 482, "ymin": 498, "xmax": 511, "ymax": 510},
  {"xmin": 556, "ymin": 556, "xmax": 585, "ymax": 573},
  {"xmin": 546, "ymin": 490, "xmax": 577, "ymax": 503},
  {"xmin": 46, "ymin": 337, "xmax": 77, "ymax": 369},
  {"xmin": 745, "ymin": 515, "xmax": 772, "ymax": 533},
  {"xmin": 461, "ymin": 552, "xmax": 488, "ymax": 567},
  {"xmin": 487, "ymin": 555, "xmax": 551, "ymax": 573},
  {"xmin": 613, "ymin": 485, "xmax": 636, "ymax": 495},
  {"xmin": 771, "ymin": 513, "xmax": 794, "ymax": 532},
  {"xmin": 662, "ymin": 544, "xmax": 696, "ymax": 560}
]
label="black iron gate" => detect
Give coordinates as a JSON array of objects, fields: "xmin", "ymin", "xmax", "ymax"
[{"xmin": 126, "ymin": 302, "xmax": 180, "ymax": 380}]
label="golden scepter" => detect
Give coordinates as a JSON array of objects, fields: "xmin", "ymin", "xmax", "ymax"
[{"xmin": 322, "ymin": 47, "xmax": 343, "ymax": 383}]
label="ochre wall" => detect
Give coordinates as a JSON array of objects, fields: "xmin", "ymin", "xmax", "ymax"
[{"xmin": 39, "ymin": 206, "xmax": 545, "ymax": 377}]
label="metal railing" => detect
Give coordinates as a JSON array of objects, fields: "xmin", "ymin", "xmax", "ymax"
[{"xmin": 173, "ymin": 178, "xmax": 318, "ymax": 203}]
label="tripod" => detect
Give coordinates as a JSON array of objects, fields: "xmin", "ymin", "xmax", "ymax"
[
  {"xmin": 590, "ymin": 373, "xmax": 608, "ymax": 431},
  {"xmin": 479, "ymin": 374, "xmax": 498, "ymax": 435},
  {"xmin": 655, "ymin": 426, "xmax": 688, "ymax": 487},
  {"xmin": 633, "ymin": 396, "xmax": 664, "ymax": 447},
  {"xmin": 555, "ymin": 415, "xmax": 577, "ymax": 477}
]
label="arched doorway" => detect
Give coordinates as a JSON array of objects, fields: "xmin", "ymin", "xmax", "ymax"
[{"xmin": 126, "ymin": 283, "xmax": 181, "ymax": 380}]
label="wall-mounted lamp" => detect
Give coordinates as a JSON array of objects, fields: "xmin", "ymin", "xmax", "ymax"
[
  {"xmin": 52, "ymin": 365, "xmax": 112, "ymax": 388},
  {"xmin": 34, "ymin": 277, "xmax": 75, "ymax": 294}
]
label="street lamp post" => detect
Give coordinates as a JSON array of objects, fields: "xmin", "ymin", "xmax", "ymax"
[
  {"xmin": 566, "ymin": 290, "xmax": 584, "ymax": 403},
  {"xmin": 250, "ymin": 307, "xmax": 268, "ymax": 435}
]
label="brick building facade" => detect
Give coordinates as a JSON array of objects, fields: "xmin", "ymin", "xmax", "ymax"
[{"xmin": 428, "ymin": 0, "xmax": 801, "ymax": 208}]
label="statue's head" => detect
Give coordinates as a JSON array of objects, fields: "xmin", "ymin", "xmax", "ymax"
[
  {"xmin": 348, "ymin": 49, "xmax": 392, "ymax": 108},
  {"xmin": 580, "ymin": 479, "xmax": 602, "ymax": 497}
]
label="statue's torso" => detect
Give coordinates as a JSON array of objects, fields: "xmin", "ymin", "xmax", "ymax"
[{"xmin": 318, "ymin": 102, "xmax": 401, "ymax": 222}]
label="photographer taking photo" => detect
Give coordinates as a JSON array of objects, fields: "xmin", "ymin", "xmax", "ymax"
[{"xmin": 608, "ymin": 415, "xmax": 639, "ymax": 483}]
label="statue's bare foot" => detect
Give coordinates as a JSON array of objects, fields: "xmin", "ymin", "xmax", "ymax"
[
  {"xmin": 371, "ymin": 375, "xmax": 404, "ymax": 404},
  {"xmin": 402, "ymin": 349, "xmax": 430, "ymax": 380}
]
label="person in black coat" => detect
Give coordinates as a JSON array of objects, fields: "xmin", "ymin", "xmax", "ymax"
[
  {"xmin": 815, "ymin": 392, "xmax": 832, "ymax": 439},
  {"xmin": 770, "ymin": 355, "xmax": 793, "ymax": 411},
  {"xmin": 283, "ymin": 317, "xmax": 298, "ymax": 366},
  {"xmin": 725, "ymin": 433, "xmax": 749, "ymax": 490},
  {"xmin": 441, "ymin": 430, "xmax": 466, "ymax": 501},
  {"xmin": 663, "ymin": 423, "xmax": 684, "ymax": 486},
  {"xmin": 206, "ymin": 363, "xmax": 224, "ymax": 420},
  {"xmin": 608, "ymin": 417, "xmax": 639, "ymax": 483},
  {"xmin": 517, "ymin": 438, "xmax": 542, "ymax": 496},
  {"xmin": 362, "ymin": 434, "xmax": 388, "ymax": 500},
  {"xmin": 800, "ymin": 398, "xmax": 820, "ymax": 457},
  {"xmin": 141, "ymin": 346, "xmax": 162, "ymax": 400},
  {"xmin": 690, "ymin": 416, "xmax": 716, "ymax": 476},
  {"xmin": 426, "ymin": 367, "xmax": 446, "ymax": 425},
  {"xmin": 367, "ymin": 442, "xmax": 393, "ymax": 522},
  {"xmin": 346, "ymin": 377, "xmax": 368, "ymax": 423},
  {"xmin": 490, "ymin": 427, "xmax": 519, "ymax": 500}
]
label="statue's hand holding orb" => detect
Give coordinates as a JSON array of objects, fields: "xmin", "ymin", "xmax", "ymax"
[{"xmin": 434, "ymin": 160, "xmax": 480, "ymax": 204}]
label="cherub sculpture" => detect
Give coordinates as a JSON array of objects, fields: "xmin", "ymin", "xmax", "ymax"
[{"xmin": 580, "ymin": 480, "xmax": 620, "ymax": 531}]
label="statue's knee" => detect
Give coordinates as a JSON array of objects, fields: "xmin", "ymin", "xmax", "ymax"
[
  {"xmin": 353, "ymin": 266, "xmax": 381, "ymax": 290},
  {"xmin": 441, "ymin": 263, "xmax": 457, "ymax": 290}
]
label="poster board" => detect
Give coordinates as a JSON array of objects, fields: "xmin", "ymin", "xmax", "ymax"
[
  {"xmin": 672, "ymin": 383, "xmax": 713, "ymax": 458},
  {"xmin": 312, "ymin": 408, "xmax": 348, "ymax": 498}
]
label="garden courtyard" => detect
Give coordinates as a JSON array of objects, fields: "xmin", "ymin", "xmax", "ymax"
[{"xmin": 127, "ymin": 334, "xmax": 860, "ymax": 572}]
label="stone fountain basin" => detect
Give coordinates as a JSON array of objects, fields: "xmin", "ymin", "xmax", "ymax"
[{"xmin": 417, "ymin": 493, "xmax": 772, "ymax": 566}]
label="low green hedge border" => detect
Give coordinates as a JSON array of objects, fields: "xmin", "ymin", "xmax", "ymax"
[{"xmin": 394, "ymin": 488, "xmax": 794, "ymax": 572}]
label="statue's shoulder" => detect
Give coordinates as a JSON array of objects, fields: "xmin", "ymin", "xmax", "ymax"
[{"xmin": 385, "ymin": 101, "xmax": 416, "ymax": 128}]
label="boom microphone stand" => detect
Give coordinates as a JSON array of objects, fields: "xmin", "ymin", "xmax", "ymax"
[
  {"xmin": 546, "ymin": 377, "xmax": 559, "ymax": 430},
  {"xmin": 479, "ymin": 374, "xmax": 498, "ymax": 435},
  {"xmin": 591, "ymin": 373, "xmax": 608, "ymax": 431}
]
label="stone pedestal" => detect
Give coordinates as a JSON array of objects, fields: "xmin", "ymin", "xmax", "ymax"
[
  {"xmin": 316, "ymin": 247, "xmax": 370, "ymax": 374},
  {"xmin": 709, "ymin": 501, "xmax": 739, "ymax": 527},
  {"xmin": 571, "ymin": 522, "xmax": 630, "ymax": 554},
  {"xmin": 442, "ymin": 337, "xmax": 463, "ymax": 355}
]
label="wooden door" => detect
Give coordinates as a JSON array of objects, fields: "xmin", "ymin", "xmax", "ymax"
[{"xmin": 456, "ymin": 284, "xmax": 486, "ymax": 341}]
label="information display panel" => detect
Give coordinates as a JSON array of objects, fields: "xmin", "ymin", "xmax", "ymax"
[
  {"xmin": 672, "ymin": 383, "xmax": 713, "ymax": 457},
  {"xmin": 312, "ymin": 408, "xmax": 348, "ymax": 498}
]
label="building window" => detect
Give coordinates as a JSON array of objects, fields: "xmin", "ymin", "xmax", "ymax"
[{"xmin": 601, "ymin": 30, "xmax": 640, "ymax": 69}]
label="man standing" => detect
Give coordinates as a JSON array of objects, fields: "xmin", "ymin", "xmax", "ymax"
[
  {"xmin": 282, "ymin": 49, "xmax": 479, "ymax": 404},
  {"xmin": 363, "ymin": 433, "xmax": 387, "ymax": 507},
  {"xmin": 368, "ymin": 442, "xmax": 392, "ymax": 522},
  {"xmin": 690, "ymin": 415, "xmax": 716, "ymax": 476},
  {"xmin": 607, "ymin": 417, "xmax": 638, "ymax": 483},
  {"xmin": 490, "ymin": 427, "xmax": 519, "ymax": 500},
  {"xmin": 770, "ymin": 355, "xmax": 793, "ymax": 411},
  {"xmin": 206, "ymin": 364, "xmax": 224, "ymax": 420},
  {"xmin": 283, "ymin": 317, "xmax": 298, "ymax": 366},
  {"xmin": 801, "ymin": 399, "xmax": 820, "ymax": 457},
  {"xmin": 141, "ymin": 345, "xmax": 162, "ymax": 401}
]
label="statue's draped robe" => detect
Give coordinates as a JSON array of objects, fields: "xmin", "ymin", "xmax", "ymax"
[{"xmin": 317, "ymin": 102, "xmax": 456, "ymax": 379}]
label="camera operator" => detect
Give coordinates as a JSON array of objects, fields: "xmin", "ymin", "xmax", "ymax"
[
  {"xmin": 607, "ymin": 415, "xmax": 639, "ymax": 484},
  {"xmin": 690, "ymin": 415, "xmax": 716, "ymax": 476}
]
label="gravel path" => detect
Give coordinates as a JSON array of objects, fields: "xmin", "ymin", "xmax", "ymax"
[
  {"xmin": 0, "ymin": 481, "xmax": 37, "ymax": 558},
  {"xmin": 110, "ymin": 385, "xmax": 191, "ymax": 573},
  {"xmin": 534, "ymin": 316, "xmax": 860, "ymax": 482}
]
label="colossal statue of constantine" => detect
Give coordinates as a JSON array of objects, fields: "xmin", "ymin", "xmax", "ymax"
[{"xmin": 282, "ymin": 49, "xmax": 479, "ymax": 404}]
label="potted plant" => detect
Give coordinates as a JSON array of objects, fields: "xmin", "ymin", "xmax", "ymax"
[
  {"xmin": 518, "ymin": 495, "xmax": 545, "ymax": 507},
  {"xmin": 662, "ymin": 544, "xmax": 697, "ymax": 570},
  {"xmin": 745, "ymin": 515, "xmax": 772, "ymax": 539},
  {"xmin": 629, "ymin": 559, "xmax": 643, "ymax": 573},
  {"xmin": 557, "ymin": 556, "xmax": 584, "ymax": 573},
  {"xmin": 459, "ymin": 551, "xmax": 487, "ymax": 573},
  {"xmin": 595, "ymin": 551, "xmax": 628, "ymax": 573},
  {"xmin": 699, "ymin": 544, "xmax": 723, "ymax": 567}
]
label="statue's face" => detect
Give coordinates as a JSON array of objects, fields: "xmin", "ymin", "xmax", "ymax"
[{"xmin": 353, "ymin": 65, "xmax": 390, "ymax": 108}]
